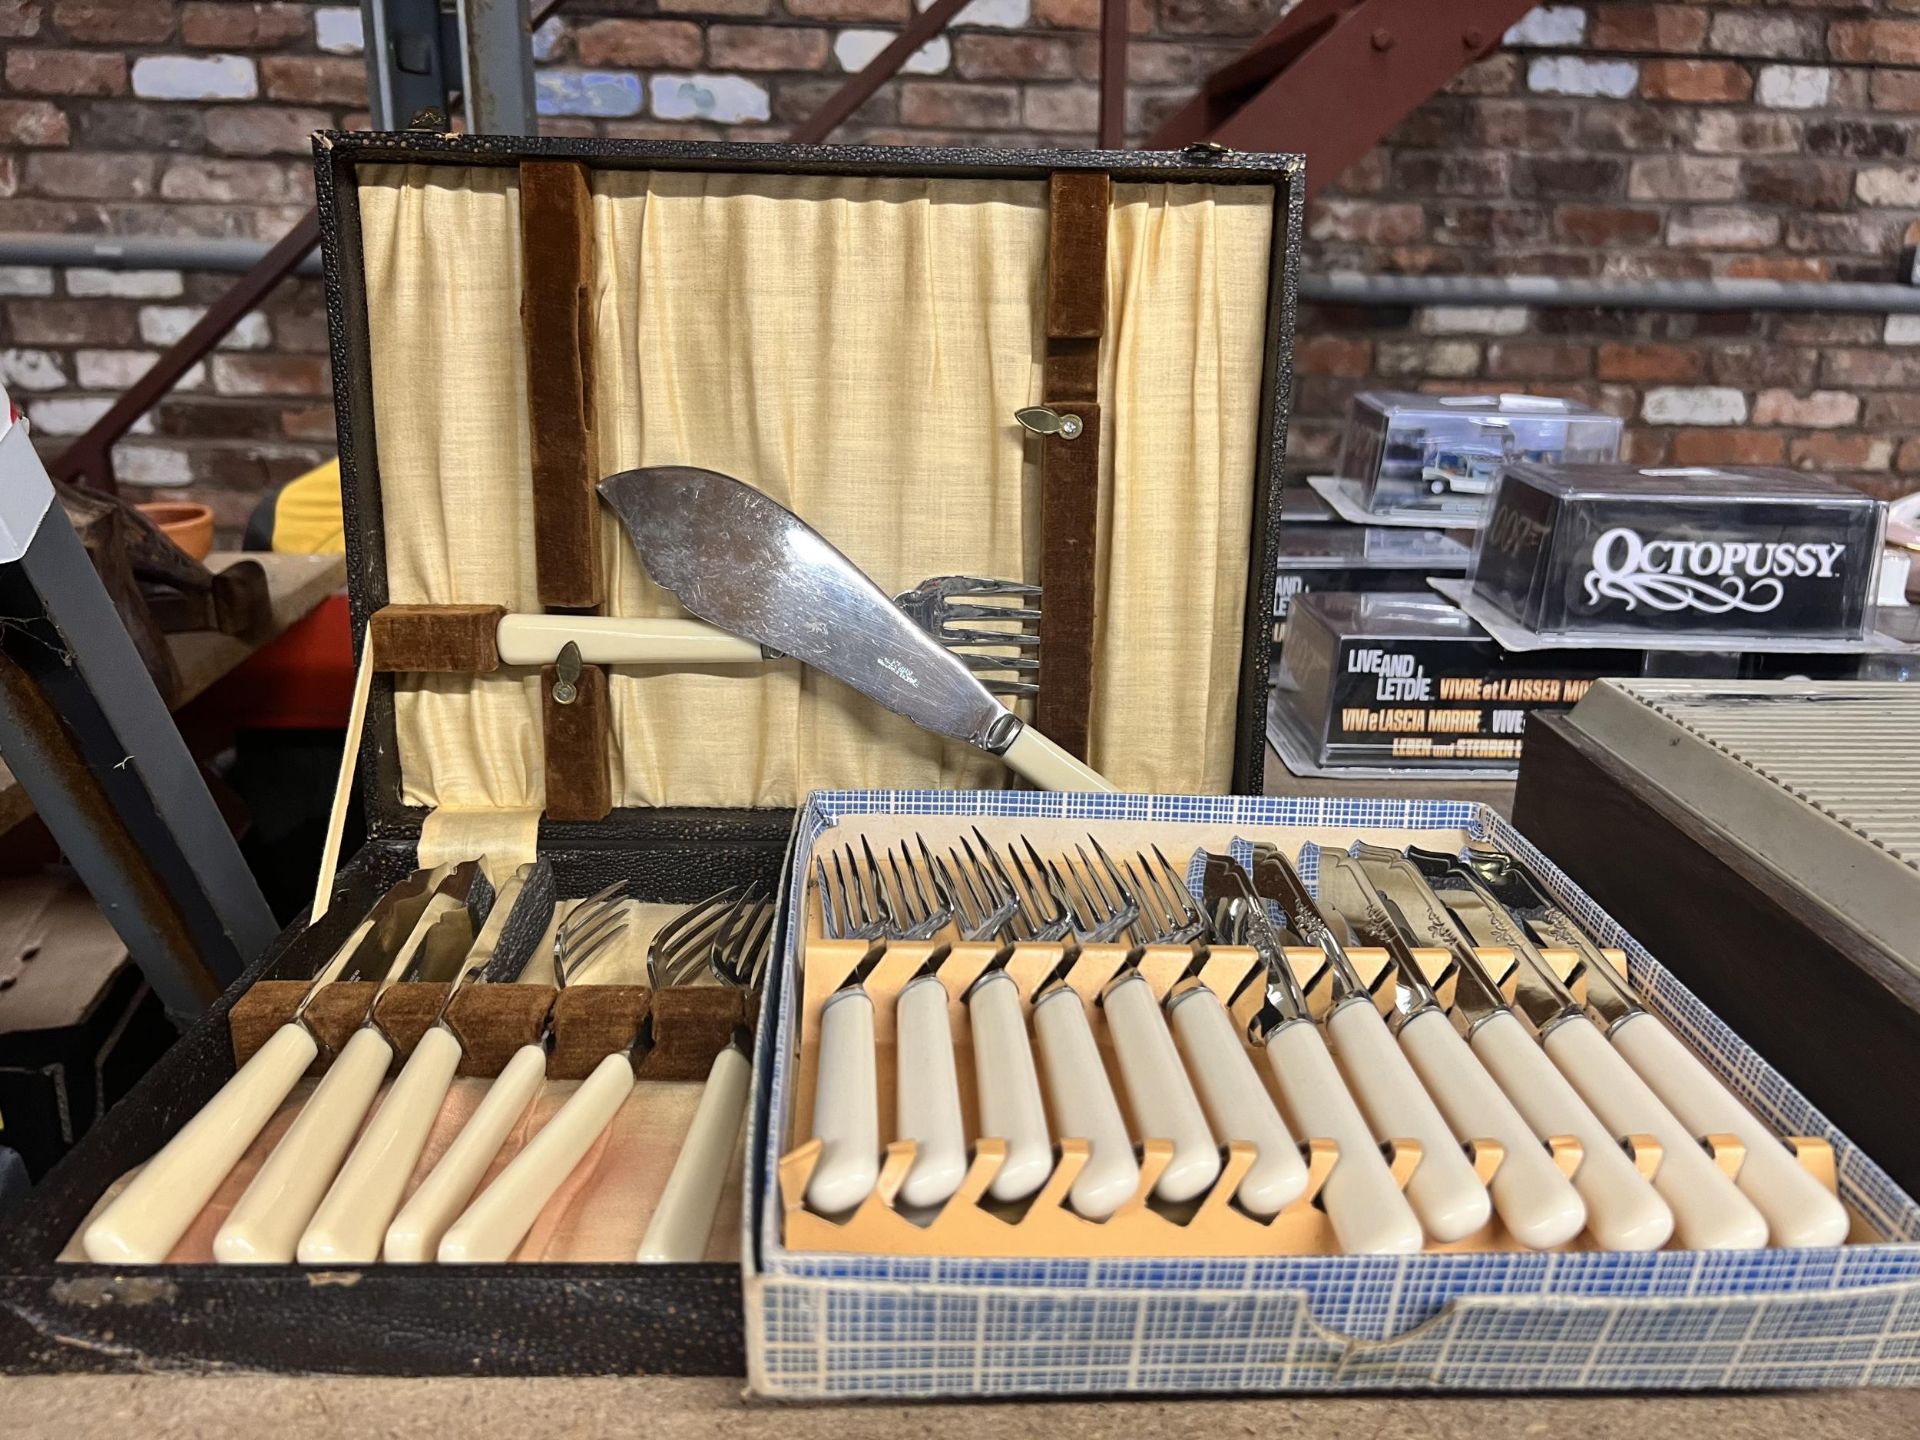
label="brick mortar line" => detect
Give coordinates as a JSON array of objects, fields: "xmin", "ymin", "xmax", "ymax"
[{"xmin": 1504, "ymin": 45, "xmax": 1916, "ymax": 72}]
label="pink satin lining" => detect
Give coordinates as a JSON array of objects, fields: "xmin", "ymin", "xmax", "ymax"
[{"xmin": 63, "ymin": 1076, "xmax": 744, "ymax": 1264}]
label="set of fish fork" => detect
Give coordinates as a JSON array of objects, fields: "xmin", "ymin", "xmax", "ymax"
[
  {"xmin": 800, "ymin": 832, "xmax": 1852, "ymax": 1255},
  {"xmin": 437, "ymin": 881, "xmax": 771, "ymax": 1263}
]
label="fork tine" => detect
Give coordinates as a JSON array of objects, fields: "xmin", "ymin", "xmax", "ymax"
[
  {"xmin": 1028, "ymin": 840, "xmax": 1088, "ymax": 936},
  {"xmin": 1003, "ymin": 842, "xmax": 1047, "ymax": 939},
  {"xmin": 559, "ymin": 910, "xmax": 629, "ymax": 985},
  {"xmin": 940, "ymin": 628, "xmax": 1042, "ymax": 650},
  {"xmin": 736, "ymin": 905, "xmax": 774, "ymax": 988},
  {"xmin": 1159, "ymin": 846, "xmax": 1205, "ymax": 933},
  {"xmin": 938, "ymin": 602, "xmax": 1044, "ymax": 625},
  {"xmin": 855, "ymin": 837, "xmax": 889, "ymax": 934},
  {"xmin": 815, "ymin": 857, "xmax": 840, "ymax": 939},
  {"xmin": 1139, "ymin": 857, "xmax": 1183, "ymax": 936},
  {"xmin": 915, "ymin": 835, "xmax": 959, "ymax": 923},
  {"xmin": 947, "ymin": 840, "xmax": 990, "ymax": 933},
  {"xmin": 558, "ymin": 880, "xmax": 626, "ymax": 940},
  {"xmin": 563, "ymin": 896, "xmax": 630, "ymax": 957},
  {"xmin": 948, "ymin": 649, "xmax": 1041, "ymax": 671},
  {"xmin": 1086, "ymin": 838, "xmax": 1136, "ymax": 911},
  {"xmin": 708, "ymin": 883, "xmax": 772, "ymax": 987},
  {"xmin": 939, "ymin": 578, "xmax": 1041, "ymax": 597},
  {"xmin": 648, "ymin": 887, "xmax": 739, "ymax": 988},
  {"xmin": 890, "ymin": 842, "xmax": 926, "ymax": 929}
]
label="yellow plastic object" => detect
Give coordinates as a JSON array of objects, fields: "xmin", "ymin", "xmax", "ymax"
[{"xmin": 270, "ymin": 459, "xmax": 347, "ymax": 555}]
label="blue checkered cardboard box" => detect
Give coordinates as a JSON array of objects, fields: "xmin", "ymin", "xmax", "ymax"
[{"xmin": 741, "ymin": 790, "xmax": 1920, "ymax": 1397}]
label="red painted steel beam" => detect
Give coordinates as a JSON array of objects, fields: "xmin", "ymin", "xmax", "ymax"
[
  {"xmin": 1147, "ymin": 0, "xmax": 1535, "ymax": 195},
  {"xmin": 1098, "ymin": 0, "xmax": 1128, "ymax": 148},
  {"xmin": 788, "ymin": 0, "xmax": 973, "ymax": 143}
]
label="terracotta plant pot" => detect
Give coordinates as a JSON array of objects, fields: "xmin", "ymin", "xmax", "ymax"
[{"xmin": 137, "ymin": 501, "xmax": 215, "ymax": 562}]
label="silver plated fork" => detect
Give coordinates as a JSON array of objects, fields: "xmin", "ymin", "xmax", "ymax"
[
  {"xmin": 1067, "ymin": 839, "xmax": 1221, "ymax": 1205},
  {"xmin": 893, "ymin": 576, "xmax": 1042, "ymax": 699},
  {"xmin": 639, "ymin": 885, "xmax": 775, "ymax": 1261}
]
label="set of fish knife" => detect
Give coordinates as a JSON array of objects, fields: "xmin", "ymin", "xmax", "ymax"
[
  {"xmin": 798, "ymin": 832, "xmax": 1851, "ymax": 1254},
  {"xmin": 82, "ymin": 861, "xmax": 772, "ymax": 1267}
]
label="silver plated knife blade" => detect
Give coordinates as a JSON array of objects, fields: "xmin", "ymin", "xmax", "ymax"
[
  {"xmin": 296, "ymin": 865, "xmax": 451, "ymax": 1019},
  {"xmin": 1463, "ymin": 846, "xmax": 1643, "ymax": 1032},
  {"xmin": 1316, "ymin": 849, "xmax": 1446, "ymax": 1032},
  {"xmin": 368, "ymin": 861, "xmax": 489, "ymax": 1020},
  {"xmin": 1404, "ymin": 846, "xmax": 1585, "ymax": 1037},
  {"xmin": 1348, "ymin": 843, "xmax": 1513, "ymax": 1035},
  {"xmin": 1248, "ymin": 842, "xmax": 1372, "ymax": 1009},
  {"xmin": 1198, "ymin": 851, "xmax": 1313, "ymax": 1033},
  {"xmin": 598, "ymin": 466, "xmax": 1011, "ymax": 752}
]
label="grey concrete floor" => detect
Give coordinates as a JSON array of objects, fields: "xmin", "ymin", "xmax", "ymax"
[{"xmin": 5, "ymin": 1375, "xmax": 1919, "ymax": 1438}]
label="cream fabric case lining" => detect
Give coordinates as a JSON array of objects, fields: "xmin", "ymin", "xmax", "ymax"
[{"xmin": 359, "ymin": 164, "xmax": 1271, "ymax": 810}]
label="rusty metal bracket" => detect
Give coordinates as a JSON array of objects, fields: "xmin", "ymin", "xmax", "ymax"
[{"xmin": 1148, "ymin": 0, "xmax": 1535, "ymax": 194}]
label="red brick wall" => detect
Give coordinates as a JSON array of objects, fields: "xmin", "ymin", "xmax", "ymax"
[{"xmin": 1, "ymin": 1, "xmax": 1917, "ymax": 532}]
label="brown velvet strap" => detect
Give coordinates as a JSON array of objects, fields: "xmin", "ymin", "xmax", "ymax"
[
  {"xmin": 519, "ymin": 160, "xmax": 602, "ymax": 612},
  {"xmin": 228, "ymin": 981, "xmax": 752, "ymax": 1081},
  {"xmin": 368, "ymin": 603, "xmax": 505, "ymax": 673},
  {"xmin": 521, "ymin": 160, "xmax": 614, "ymax": 821},
  {"xmin": 1034, "ymin": 172, "xmax": 1110, "ymax": 761},
  {"xmin": 540, "ymin": 659, "xmax": 611, "ymax": 822}
]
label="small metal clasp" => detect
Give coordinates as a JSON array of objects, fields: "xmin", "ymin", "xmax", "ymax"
[
  {"xmin": 553, "ymin": 641, "xmax": 582, "ymax": 705},
  {"xmin": 1016, "ymin": 406, "xmax": 1084, "ymax": 441}
]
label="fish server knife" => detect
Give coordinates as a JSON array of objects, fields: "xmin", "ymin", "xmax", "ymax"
[
  {"xmin": 1463, "ymin": 845, "xmax": 1850, "ymax": 1249},
  {"xmin": 1354, "ymin": 843, "xmax": 1675, "ymax": 1253},
  {"xmin": 596, "ymin": 466, "xmax": 1113, "ymax": 793},
  {"xmin": 81, "ymin": 865, "xmax": 452, "ymax": 1265},
  {"xmin": 1406, "ymin": 847, "xmax": 1768, "ymax": 1251}
]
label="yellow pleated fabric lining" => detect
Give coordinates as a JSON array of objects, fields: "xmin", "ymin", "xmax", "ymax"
[{"xmin": 357, "ymin": 164, "xmax": 1271, "ymax": 811}]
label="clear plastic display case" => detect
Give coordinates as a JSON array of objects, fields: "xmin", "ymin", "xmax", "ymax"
[
  {"xmin": 1270, "ymin": 593, "xmax": 1646, "ymax": 772},
  {"xmin": 1337, "ymin": 392, "xmax": 1624, "ymax": 520},
  {"xmin": 1273, "ymin": 525, "xmax": 1471, "ymax": 622},
  {"xmin": 1469, "ymin": 464, "xmax": 1887, "ymax": 643}
]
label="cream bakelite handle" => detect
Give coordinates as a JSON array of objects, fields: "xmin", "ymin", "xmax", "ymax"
[
  {"xmin": 298, "ymin": 1025, "xmax": 465, "ymax": 1264},
  {"xmin": 638, "ymin": 1045, "xmax": 752, "ymax": 1262},
  {"xmin": 1264, "ymin": 1021, "xmax": 1422, "ymax": 1254},
  {"xmin": 385, "ymin": 1043, "xmax": 548, "ymax": 1263},
  {"xmin": 1609, "ymin": 1012, "xmax": 1848, "ymax": 1248},
  {"xmin": 997, "ymin": 724, "xmax": 1118, "ymax": 793},
  {"xmin": 1103, "ymin": 975, "xmax": 1221, "ymax": 1204},
  {"xmin": 83, "ymin": 1023, "xmax": 319, "ymax": 1264},
  {"xmin": 893, "ymin": 976, "xmax": 969, "ymax": 1209},
  {"xmin": 805, "ymin": 990, "xmax": 881, "ymax": 1214},
  {"xmin": 1032, "ymin": 987, "xmax": 1140, "ymax": 1220},
  {"xmin": 1325, "ymin": 999, "xmax": 1490, "ymax": 1244},
  {"xmin": 1397, "ymin": 1008, "xmax": 1586, "ymax": 1250},
  {"xmin": 495, "ymin": 613, "xmax": 763, "ymax": 667},
  {"xmin": 1545, "ymin": 1016, "xmax": 1769, "ymax": 1250},
  {"xmin": 1469, "ymin": 1010, "xmax": 1672, "ymax": 1252},
  {"xmin": 214, "ymin": 1026, "xmax": 394, "ymax": 1264},
  {"xmin": 967, "ymin": 971, "xmax": 1053, "ymax": 1203},
  {"xmin": 438, "ymin": 1051, "xmax": 634, "ymax": 1263},
  {"xmin": 1168, "ymin": 987, "xmax": 1308, "ymax": 1218}
]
